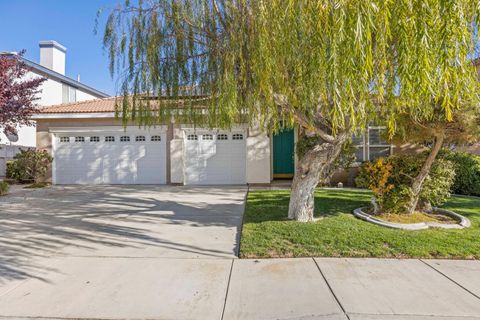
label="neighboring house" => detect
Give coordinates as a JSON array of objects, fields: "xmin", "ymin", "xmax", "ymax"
[{"xmin": 0, "ymin": 40, "xmax": 109, "ymax": 147}]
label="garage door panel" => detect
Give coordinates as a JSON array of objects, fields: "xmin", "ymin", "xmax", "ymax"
[
  {"xmin": 136, "ymin": 143, "xmax": 166, "ymax": 184},
  {"xmin": 184, "ymin": 131, "xmax": 246, "ymax": 185},
  {"xmin": 54, "ymin": 131, "xmax": 166, "ymax": 185}
]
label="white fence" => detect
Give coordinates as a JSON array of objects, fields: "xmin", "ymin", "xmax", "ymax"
[{"xmin": 0, "ymin": 144, "xmax": 32, "ymax": 178}]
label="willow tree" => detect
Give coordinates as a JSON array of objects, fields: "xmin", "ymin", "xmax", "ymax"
[{"xmin": 102, "ymin": 0, "xmax": 480, "ymax": 222}]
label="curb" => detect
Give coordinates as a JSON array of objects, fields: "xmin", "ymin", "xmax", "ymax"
[{"xmin": 353, "ymin": 207, "xmax": 471, "ymax": 230}]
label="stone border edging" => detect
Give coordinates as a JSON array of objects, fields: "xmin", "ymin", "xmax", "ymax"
[{"xmin": 353, "ymin": 207, "xmax": 471, "ymax": 230}]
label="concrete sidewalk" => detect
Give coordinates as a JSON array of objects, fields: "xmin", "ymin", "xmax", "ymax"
[{"xmin": 0, "ymin": 257, "xmax": 479, "ymax": 320}]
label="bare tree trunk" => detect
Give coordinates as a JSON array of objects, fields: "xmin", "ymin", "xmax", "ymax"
[
  {"xmin": 406, "ymin": 132, "xmax": 445, "ymax": 214},
  {"xmin": 288, "ymin": 133, "xmax": 347, "ymax": 222}
]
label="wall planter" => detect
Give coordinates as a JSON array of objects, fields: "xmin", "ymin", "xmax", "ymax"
[{"xmin": 353, "ymin": 207, "xmax": 471, "ymax": 230}]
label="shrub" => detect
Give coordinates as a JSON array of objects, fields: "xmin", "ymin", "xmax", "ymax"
[
  {"xmin": 0, "ymin": 181, "xmax": 9, "ymax": 196},
  {"xmin": 441, "ymin": 150, "xmax": 480, "ymax": 196},
  {"xmin": 6, "ymin": 149, "xmax": 53, "ymax": 183},
  {"xmin": 355, "ymin": 154, "xmax": 455, "ymax": 214}
]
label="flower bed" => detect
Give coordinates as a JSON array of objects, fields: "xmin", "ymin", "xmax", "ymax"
[{"xmin": 353, "ymin": 207, "xmax": 471, "ymax": 230}]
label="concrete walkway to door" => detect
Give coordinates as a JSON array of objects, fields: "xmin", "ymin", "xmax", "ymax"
[{"xmin": 1, "ymin": 186, "xmax": 480, "ymax": 319}]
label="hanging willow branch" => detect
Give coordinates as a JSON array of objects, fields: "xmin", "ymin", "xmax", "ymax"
[{"xmin": 101, "ymin": 0, "xmax": 480, "ymax": 135}]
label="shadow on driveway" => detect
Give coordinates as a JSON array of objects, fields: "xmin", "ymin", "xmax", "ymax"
[{"xmin": 0, "ymin": 185, "xmax": 246, "ymax": 284}]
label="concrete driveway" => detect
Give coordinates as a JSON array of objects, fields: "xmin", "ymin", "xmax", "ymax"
[
  {"xmin": 2, "ymin": 186, "xmax": 480, "ymax": 320},
  {"xmin": 1, "ymin": 185, "xmax": 245, "ymax": 282},
  {"xmin": 1, "ymin": 185, "xmax": 246, "ymax": 261}
]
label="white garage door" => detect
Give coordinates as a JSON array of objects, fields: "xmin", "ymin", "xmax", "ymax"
[
  {"xmin": 184, "ymin": 130, "xmax": 246, "ymax": 185},
  {"xmin": 53, "ymin": 129, "xmax": 167, "ymax": 184}
]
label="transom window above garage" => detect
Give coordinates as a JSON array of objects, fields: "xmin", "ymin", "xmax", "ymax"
[
  {"xmin": 75, "ymin": 136, "xmax": 85, "ymax": 142},
  {"xmin": 136, "ymin": 135, "xmax": 146, "ymax": 142},
  {"xmin": 59, "ymin": 137, "xmax": 70, "ymax": 143},
  {"xmin": 151, "ymin": 135, "xmax": 162, "ymax": 141},
  {"xmin": 217, "ymin": 134, "xmax": 228, "ymax": 140},
  {"xmin": 202, "ymin": 134, "xmax": 213, "ymax": 140},
  {"xmin": 232, "ymin": 133, "xmax": 244, "ymax": 140},
  {"xmin": 187, "ymin": 134, "xmax": 198, "ymax": 141},
  {"xmin": 105, "ymin": 136, "xmax": 115, "ymax": 142},
  {"xmin": 120, "ymin": 136, "xmax": 130, "ymax": 142},
  {"xmin": 90, "ymin": 136, "xmax": 100, "ymax": 142}
]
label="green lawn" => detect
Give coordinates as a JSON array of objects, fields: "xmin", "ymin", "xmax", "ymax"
[{"xmin": 240, "ymin": 188, "xmax": 480, "ymax": 259}]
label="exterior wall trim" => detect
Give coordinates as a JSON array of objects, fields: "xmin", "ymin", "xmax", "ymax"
[
  {"xmin": 32, "ymin": 113, "xmax": 116, "ymax": 119},
  {"xmin": 48, "ymin": 125, "xmax": 168, "ymax": 134}
]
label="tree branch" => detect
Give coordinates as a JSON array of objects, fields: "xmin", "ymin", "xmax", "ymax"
[
  {"xmin": 212, "ymin": 0, "xmax": 227, "ymax": 30},
  {"xmin": 273, "ymin": 93, "xmax": 336, "ymax": 143}
]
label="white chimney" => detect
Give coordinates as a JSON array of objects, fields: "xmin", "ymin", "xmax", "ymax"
[{"xmin": 39, "ymin": 40, "xmax": 66, "ymax": 75}]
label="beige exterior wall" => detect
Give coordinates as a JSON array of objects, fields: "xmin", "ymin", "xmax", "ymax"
[{"xmin": 246, "ymin": 127, "xmax": 271, "ymax": 184}]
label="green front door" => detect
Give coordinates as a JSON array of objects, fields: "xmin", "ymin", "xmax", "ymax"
[{"xmin": 273, "ymin": 128, "xmax": 295, "ymax": 178}]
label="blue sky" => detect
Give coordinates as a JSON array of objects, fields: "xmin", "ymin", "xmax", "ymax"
[{"xmin": 0, "ymin": 0, "xmax": 120, "ymax": 96}]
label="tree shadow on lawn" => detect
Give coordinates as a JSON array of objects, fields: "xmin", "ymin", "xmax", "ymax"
[
  {"xmin": 245, "ymin": 188, "xmax": 372, "ymax": 223},
  {"xmin": 442, "ymin": 195, "xmax": 480, "ymax": 224}
]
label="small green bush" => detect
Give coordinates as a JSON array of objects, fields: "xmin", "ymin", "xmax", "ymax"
[
  {"xmin": 441, "ymin": 150, "xmax": 480, "ymax": 196},
  {"xmin": 0, "ymin": 181, "xmax": 9, "ymax": 196},
  {"xmin": 6, "ymin": 149, "xmax": 53, "ymax": 183},
  {"xmin": 355, "ymin": 154, "xmax": 455, "ymax": 214}
]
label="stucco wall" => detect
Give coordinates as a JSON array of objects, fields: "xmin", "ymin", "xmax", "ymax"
[
  {"xmin": 246, "ymin": 127, "xmax": 271, "ymax": 184},
  {"xmin": 170, "ymin": 139, "xmax": 184, "ymax": 183},
  {"xmin": 76, "ymin": 89, "xmax": 99, "ymax": 102}
]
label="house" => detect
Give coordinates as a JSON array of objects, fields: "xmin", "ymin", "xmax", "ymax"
[
  {"xmin": 32, "ymin": 95, "xmax": 401, "ymax": 185},
  {"xmin": 31, "ymin": 56, "xmax": 480, "ymax": 186},
  {"xmin": 0, "ymin": 40, "xmax": 109, "ymax": 147},
  {"xmin": 33, "ymin": 97, "xmax": 269, "ymax": 185}
]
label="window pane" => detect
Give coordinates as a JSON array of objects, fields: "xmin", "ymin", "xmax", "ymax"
[
  {"xmin": 354, "ymin": 146, "xmax": 364, "ymax": 162},
  {"xmin": 202, "ymin": 134, "xmax": 213, "ymax": 140},
  {"xmin": 187, "ymin": 134, "xmax": 197, "ymax": 141},
  {"xmin": 369, "ymin": 128, "xmax": 387, "ymax": 145},
  {"xmin": 136, "ymin": 136, "xmax": 146, "ymax": 142},
  {"xmin": 369, "ymin": 146, "xmax": 391, "ymax": 160},
  {"xmin": 75, "ymin": 136, "xmax": 85, "ymax": 142},
  {"xmin": 217, "ymin": 134, "xmax": 228, "ymax": 140},
  {"xmin": 352, "ymin": 133, "xmax": 364, "ymax": 145},
  {"xmin": 69, "ymin": 87, "xmax": 77, "ymax": 103},
  {"xmin": 151, "ymin": 135, "xmax": 162, "ymax": 141},
  {"xmin": 232, "ymin": 133, "xmax": 243, "ymax": 140},
  {"xmin": 62, "ymin": 84, "xmax": 69, "ymax": 103}
]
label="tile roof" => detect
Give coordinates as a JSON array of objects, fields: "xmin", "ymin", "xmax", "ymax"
[
  {"xmin": 37, "ymin": 96, "xmax": 209, "ymax": 114},
  {"xmin": 38, "ymin": 97, "xmax": 118, "ymax": 113}
]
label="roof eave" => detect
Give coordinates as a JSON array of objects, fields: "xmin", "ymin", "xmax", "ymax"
[{"xmin": 32, "ymin": 112, "xmax": 116, "ymax": 119}]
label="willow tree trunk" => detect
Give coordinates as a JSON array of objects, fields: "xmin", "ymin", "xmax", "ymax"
[
  {"xmin": 288, "ymin": 133, "xmax": 348, "ymax": 222},
  {"xmin": 406, "ymin": 132, "xmax": 445, "ymax": 214}
]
